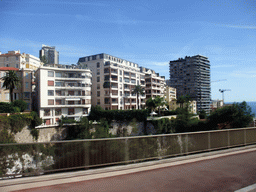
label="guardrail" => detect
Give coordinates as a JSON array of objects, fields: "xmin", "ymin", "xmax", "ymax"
[{"xmin": 1, "ymin": 127, "xmax": 256, "ymax": 178}]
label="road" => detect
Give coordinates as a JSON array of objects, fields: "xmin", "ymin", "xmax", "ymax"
[{"xmin": 16, "ymin": 150, "xmax": 256, "ymax": 192}]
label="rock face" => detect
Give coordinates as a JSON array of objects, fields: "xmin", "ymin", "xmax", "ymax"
[
  {"xmin": 14, "ymin": 126, "xmax": 67, "ymax": 143},
  {"xmin": 13, "ymin": 121, "xmax": 156, "ymax": 143}
]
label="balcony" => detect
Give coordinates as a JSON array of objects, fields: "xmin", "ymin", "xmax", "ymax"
[
  {"xmin": 55, "ymin": 75, "xmax": 87, "ymax": 80},
  {"xmin": 55, "ymin": 84, "xmax": 91, "ymax": 89}
]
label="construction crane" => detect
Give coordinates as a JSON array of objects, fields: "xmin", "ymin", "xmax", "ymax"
[
  {"xmin": 219, "ymin": 89, "xmax": 231, "ymax": 104},
  {"xmin": 211, "ymin": 79, "xmax": 227, "ymax": 83}
]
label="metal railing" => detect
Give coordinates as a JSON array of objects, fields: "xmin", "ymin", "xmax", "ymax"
[{"xmin": 0, "ymin": 127, "xmax": 256, "ymax": 179}]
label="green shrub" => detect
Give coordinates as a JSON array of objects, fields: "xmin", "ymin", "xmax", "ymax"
[{"xmin": 12, "ymin": 100, "xmax": 27, "ymax": 112}]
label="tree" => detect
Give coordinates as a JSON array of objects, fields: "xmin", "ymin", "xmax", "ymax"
[
  {"xmin": 1, "ymin": 70, "xmax": 21, "ymax": 102},
  {"xmin": 12, "ymin": 100, "xmax": 27, "ymax": 112},
  {"xmin": 146, "ymin": 97, "xmax": 156, "ymax": 112},
  {"xmin": 198, "ymin": 109, "xmax": 207, "ymax": 119},
  {"xmin": 132, "ymin": 85, "xmax": 145, "ymax": 109},
  {"xmin": 207, "ymin": 101, "xmax": 254, "ymax": 129},
  {"xmin": 177, "ymin": 94, "xmax": 191, "ymax": 108},
  {"xmin": 154, "ymin": 96, "xmax": 166, "ymax": 115},
  {"xmin": 40, "ymin": 55, "xmax": 48, "ymax": 65}
]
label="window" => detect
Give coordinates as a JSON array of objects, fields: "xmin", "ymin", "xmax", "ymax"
[
  {"xmin": 16, "ymin": 64, "xmax": 19, "ymax": 68},
  {"xmin": 97, "ymin": 99, "xmax": 100, "ymax": 105},
  {"xmin": 16, "ymin": 56, "xmax": 18, "ymax": 60},
  {"xmin": 26, "ymin": 64, "xmax": 29, "ymax": 68},
  {"xmin": 92, "ymin": 55, "xmax": 97, "ymax": 60},
  {"xmin": 120, "ymin": 91, "xmax": 122, "ymax": 96},
  {"xmin": 83, "ymin": 108, "xmax": 88, "ymax": 114},
  {"xmin": 25, "ymin": 82, "xmax": 29, "ymax": 89},
  {"xmin": 120, "ymin": 77, "xmax": 122, "ymax": 82},
  {"xmin": 55, "ymin": 100, "xmax": 62, "ymax": 105},
  {"xmin": 24, "ymin": 92, "xmax": 30, "ymax": 99},
  {"xmin": 6, "ymin": 57, "xmax": 8, "ymax": 61},
  {"xmin": 97, "ymin": 69, "xmax": 100, "ymax": 75},
  {"xmin": 48, "ymin": 71, "xmax": 54, "ymax": 77},
  {"xmin": 48, "ymin": 99, "xmax": 54, "ymax": 105},
  {"xmin": 55, "ymin": 81, "xmax": 63, "ymax": 87},
  {"xmin": 48, "ymin": 90, "xmax": 54, "ymax": 96},
  {"xmin": 97, "ymin": 62, "xmax": 100, "ymax": 68},
  {"xmin": 55, "ymin": 72, "xmax": 62, "ymax": 77},
  {"xmin": 48, "ymin": 80, "xmax": 54, "ymax": 86},
  {"xmin": 97, "ymin": 77, "xmax": 100, "ymax": 82},
  {"xmin": 55, "ymin": 108, "xmax": 61, "ymax": 116},
  {"xmin": 97, "ymin": 91, "xmax": 100, "ymax": 97},
  {"xmin": 68, "ymin": 108, "xmax": 74, "ymax": 115},
  {"xmin": 45, "ymin": 119, "xmax": 51, "ymax": 125},
  {"xmin": 25, "ymin": 72, "xmax": 29, "ymax": 79},
  {"xmin": 44, "ymin": 109, "xmax": 50, "ymax": 116},
  {"xmin": 120, "ymin": 70, "xmax": 122, "ymax": 75},
  {"xmin": 97, "ymin": 84, "xmax": 100, "ymax": 89}
]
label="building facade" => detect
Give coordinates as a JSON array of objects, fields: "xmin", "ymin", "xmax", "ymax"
[
  {"xmin": 78, "ymin": 53, "xmax": 146, "ymax": 110},
  {"xmin": 0, "ymin": 50, "xmax": 41, "ymax": 70},
  {"xmin": 169, "ymin": 100, "xmax": 197, "ymax": 114},
  {"xmin": 169, "ymin": 55, "xmax": 211, "ymax": 113},
  {"xmin": 0, "ymin": 51, "xmax": 41, "ymax": 111},
  {"xmin": 35, "ymin": 64, "xmax": 91, "ymax": 126},
  {"xmin": 39, "ymin": 45, "xmax": 59, "ymax": 64},
  {"xmin": 165, "ymin": 86, "xmax": 176, "ymax": 104},
  {"xmin": 140, "ymin": 67, "xmax": 166, "ymax": 100},
  {"xmin": 210, "ymin": 99, "xmax": 224, "ymax": 112}
]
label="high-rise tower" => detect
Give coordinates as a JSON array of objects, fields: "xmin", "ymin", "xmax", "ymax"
[
  {"xmin": 169, "ymin": 55, "xmax": 211, "ymax": 113},
  {"xmin": 39, "ymin": 45, "xmax": 59, "ymax": 64}
]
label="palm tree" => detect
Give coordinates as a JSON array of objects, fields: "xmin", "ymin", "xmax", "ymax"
[
  {"xmin": 154, "ymin": 96, "xmax": 166, "ymax": 115},
  {"xmin": 2, "ymin": 70, "xmax": 20, "ymax": 102},
  {"xmin": 132, "ymin": 85, "xmax": 145, "ymax": 109}
]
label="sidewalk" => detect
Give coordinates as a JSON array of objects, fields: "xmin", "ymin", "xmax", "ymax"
[{"xmin": 1, "ymin": 145, "xmax": 256, "ymax": 192}]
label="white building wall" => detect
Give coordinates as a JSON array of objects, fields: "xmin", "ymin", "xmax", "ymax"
[{"xmin": 36, "ymin": 64, "xmax": 92, "ymax": 127}]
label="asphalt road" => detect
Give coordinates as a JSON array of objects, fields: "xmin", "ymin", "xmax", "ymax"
[{"xmin": 16, "ymin": 150, "xmax": 256, "ymax": 192}]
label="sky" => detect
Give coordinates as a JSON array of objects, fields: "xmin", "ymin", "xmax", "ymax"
[{"xmin": 0, "ymin": 0, "xmax": 255, "ymax": 102}]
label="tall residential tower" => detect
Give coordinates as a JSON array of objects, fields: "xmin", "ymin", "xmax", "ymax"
[
  {"xmin": 39, "ymin": 45, "xmax": 59, "ymax": 64},
  {"xmin": 169, "ymin": 55, "xmax": 211, "ymax": 113}
]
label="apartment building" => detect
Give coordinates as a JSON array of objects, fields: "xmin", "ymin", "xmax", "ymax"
[
  {"xmin": 210, "ymin": 99, "xmax": 224, "ymax": 112},
  {"xmin": 0, "ymin": 50, "xmax": 41, "ymax": 70},
  {"xmin": 165, "ymin": 86, "xmax": 176, "ymax": 103},
  {"xmin": 0, "ymin": 51, "xmax": 41, "ymax": 110},
  {"xmin": 140, "ymin": 67, "xmax": 166, "ymax": 100},
  {"xmin": 35, "ymin": 64, "xmax": 91, "ymax": 126},
  {"xmin": 39, "ymin": 45, "xmax": 59, "ymax": 64},
  {"xmin": 78, "ymin": 53, "xmax": 146, "ymax": 110},
  {"xmin": 169, "ymin": 55, "xmax": 211, "ymax": 113},
  {"xmin": 169, "ymin": 100, "xmax": 197, "ymax": 114}
]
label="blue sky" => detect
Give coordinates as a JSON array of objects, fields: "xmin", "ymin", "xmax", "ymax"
[{"xmin": 1, "ymin": 0, "xmax": 255, "ymax": 102}]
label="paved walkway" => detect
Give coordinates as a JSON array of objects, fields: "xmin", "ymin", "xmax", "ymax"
[{"xmin": 1, "ymin": 145, "xmax": 256, "ymax": 192}]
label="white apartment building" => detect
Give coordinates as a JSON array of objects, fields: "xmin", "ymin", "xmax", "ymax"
[
  {"xmin": 78, "ymin": 53, "xmax": 146, "ymax": 110},
  {"xmin": 35, "ymin": 64, "xmax": 92, "ymax": 126},
  {"xmin": 140, "ymin": 67, "xmax": 166, "ymax": 100}
]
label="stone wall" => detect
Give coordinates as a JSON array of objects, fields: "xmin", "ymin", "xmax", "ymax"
[
  {"xmin": 14, "ymin": 121, "xmax": 156, "ymax": 143},
  {"xmin": 14, "ymin": 126, "xmax": 67, "ymax": 143}
]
